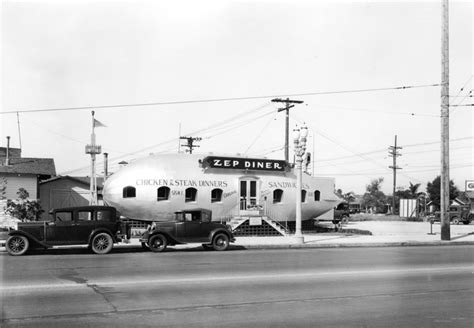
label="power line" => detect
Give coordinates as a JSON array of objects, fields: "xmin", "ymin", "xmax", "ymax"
[
  {"xmin": 60, "ymin": 103, "xmax": 275, "ymax": 174},
  {"xmin": 1, "ymin": 83, "xmax": 442, "ymax": 115},
  {"xmin": 243, "ymin": 113, "xmax": 278, "ymax": 155}
]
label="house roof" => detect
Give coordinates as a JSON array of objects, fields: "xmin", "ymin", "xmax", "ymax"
[
  {"xmin": 40, "ymin": 175, "xmax": 104, "ymax": 188},
  {"xmin": 0, "ymin": 157, "xmax": 56, "ymax": 176}
]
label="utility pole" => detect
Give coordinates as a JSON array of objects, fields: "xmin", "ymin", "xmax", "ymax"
[
  {"xmin": 271, "ymin": 98, "xmax": 304, "ymax": 163},
  {"xmin": 180, "ymin": 136, "xmax": 202, "ymax": 154},
  {"xmin": 388, "ymin": 135, "xmax": 402, "ymax": 215},
  {"xmin": 440, "ymin": 0, "xmax": 450, "ymax": 240}
]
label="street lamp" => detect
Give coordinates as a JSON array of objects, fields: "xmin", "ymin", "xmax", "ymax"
[{"xmin": 293, "ymin": 125, "xmax": 308, "ymax": 244}]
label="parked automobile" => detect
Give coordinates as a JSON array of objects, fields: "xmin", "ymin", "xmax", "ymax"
[
  {"xmin": 334, "ymin": 202, "xmax": 350, "ymax": 224},
  {"xmin": 5, "ymin": 206, "xmax": 130, "ymax": 256},
  {"xmin": 140, "ymin": 208, "xmax": 235, "ymax": 252},
  {"xmin": 432, "ymin": 205, "xmax": 472, "ymax": 225}
]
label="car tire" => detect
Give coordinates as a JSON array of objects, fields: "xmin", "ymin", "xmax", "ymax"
[
  {"xmin": 341, "ymin": 215, "xmax": 349, "ymax": 224},
  {"xmin": 91, "ymin": 232, "xmax": 114, "ymax": 254},
  {"xmin": 462, "ymin": 220, "xmax": 470, "ymax": 225},
  {"xmin": 212, "ymin": 233, "xmax": 230, "ymax": 251},
  {"xmin": 451, "ymin": 217, "xmax": 460, "ymax": 225},
  {"xmin": 6, "ymin": 235, "xmax": 29, "ymax": 256},
  {"xmin": 141, "ymin": 242, "xmax": 150, "ymax": 250},
  {"xmin": 149, "ymin": 234, "xmax": 167, "ymax": 252}
]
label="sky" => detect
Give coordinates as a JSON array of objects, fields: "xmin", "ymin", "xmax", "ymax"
[{"xmin": 1, "ymin": 0, "xmax": 472, "ymax": 195}]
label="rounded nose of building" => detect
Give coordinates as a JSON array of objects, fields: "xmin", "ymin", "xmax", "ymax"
[{"xmin": 103, "ymin": 173, "xmax": 123, "ymax": 208}]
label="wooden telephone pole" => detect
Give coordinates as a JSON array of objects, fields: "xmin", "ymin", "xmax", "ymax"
[
  {"xmin": 440, "ymin": 0, "xmax": 450, "ymax": 240},
  {"xmin": 388, "ymin": 135, "xmax": 402, "ymax": 214},
  {"xmin": 180, "ymin": 136, "xmax": 202, "ymax": 154},
  {"xmin": 271, "ymin": 98, "xmax": 304, "ymax": 163}
]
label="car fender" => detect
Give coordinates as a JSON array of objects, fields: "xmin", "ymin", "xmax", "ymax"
[
  {"xmin": 88, "ymin": 228, "xmax": 117, "ymax": 245},
  {"xmin": 148, "ymin": 230, "xmax": 181, "ymax": 245},
  {"xmin": 7, "ymin": 230, "xmax": 50, "ymax": 248},
  {"xmin": 209, "ymin": 228, "xmax": 234, "ymax": 243}
]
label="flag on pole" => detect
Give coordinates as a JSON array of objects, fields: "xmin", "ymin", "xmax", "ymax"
[{"xmin": 93, "ymin": 118, "xmax": 106, "ymax": 128}]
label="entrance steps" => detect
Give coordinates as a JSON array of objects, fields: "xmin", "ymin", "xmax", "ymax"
[{"xmin": 229, "ymin": 216, "xmax": 289, "ymax": 236}]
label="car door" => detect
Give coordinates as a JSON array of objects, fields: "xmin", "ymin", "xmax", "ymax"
[
  {"xmin": 47, "ymin": 210, "xmax": 76, "ymax": 244},
  {"xmin": 183, "ymin": 211, "xmax": 209, "ymax": 242},
  {"xmin": 73, "ymin": 210, "xmax": 97, "ymax": 243}
]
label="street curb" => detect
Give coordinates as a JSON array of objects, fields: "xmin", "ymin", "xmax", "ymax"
[
  {"xmin": 2, "ymin": 240, "xmax": 474, "ymax": 252},
  {"xmin": 239, "ymin": 241, "xmax": 474, "ymax": 250}
]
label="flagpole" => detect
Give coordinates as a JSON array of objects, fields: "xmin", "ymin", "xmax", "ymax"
[
  {"xmin": 86, "ymin": 111, "xmax": 102, "ymax": 205},
  {"xmin": 91, "ymin": 111, "xmax": 96, "ymax": 205}
]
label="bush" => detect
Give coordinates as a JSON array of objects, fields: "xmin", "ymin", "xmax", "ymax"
[{"xmin": 5, "ymin": 188, "xmax": 44, "ymax": 222}]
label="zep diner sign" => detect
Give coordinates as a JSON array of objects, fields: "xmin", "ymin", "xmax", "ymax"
[{"xmin": 203, "ymin": 156, "xmax": 288, "ymax": 172}]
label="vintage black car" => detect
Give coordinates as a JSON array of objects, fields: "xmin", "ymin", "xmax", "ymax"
[
  {"xmin": 432, "ymin": 205, "xmax": 472, "ymax": 225},
  {"xmin": 140, "ymin": 208, "xmax": 235, "ymax": 252},
  {"xmin": 5, "ymin": 206, "xmax": 130, "ymax": 256}
]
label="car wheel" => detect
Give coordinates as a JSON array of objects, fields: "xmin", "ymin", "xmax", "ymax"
[
  {"xmin": 451, "ymin": 217, "xmax": 460, "ymax": 225},
  {"xmin": 91, "ymin": 232, "xmax": 114, "ymax": 254},
  {"xmin": 462, "ymin": 220, "xmax": 470, "ymax": 225},
  {"xmin": 212, "ymin": 233, "xmax": 230, "ymax": 251},
  {"xmin": 341, "ymin": 215, "xmax": 349, "ymax": 224},
  {"xmin": 141, "ymin": 242, "xmax": 150, "ymax": 250},
  {"xmin": 6, "ymin": 235, "xmax": 29, "ymax": 256},
  {"xmin": 149, "ymin": 234, "xmax": 167, "ymax": 252}
]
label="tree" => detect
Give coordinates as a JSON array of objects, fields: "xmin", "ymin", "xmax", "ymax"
[
  {"xmin": 426, "ymin": 176, "xmax": 459, "ymax": 208},
  {"xmin": 361, "ymin": 177, "xmax": 387, "ymax": 212},
  {"xmin": 5, "ymin": 188, "xmax": 44, "ymax": 222},
  {"xmin": 407, "ymin": 182, "xmax": 422, "ymax": 198},
  {"xmin": 335, "ymin": 188, "xmax": 356, "ymax": 203}
]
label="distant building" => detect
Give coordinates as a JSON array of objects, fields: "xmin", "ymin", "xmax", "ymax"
[
  {"xmin": 39, "ymin": 176, "xmax": 104, "ymax": 220},
  {"xmin": 0, "ymin": 146, "xmax": 56, "ymax": 226},
  {"xmin": 0, "ymin": 147, "xmax": 56, "ymax": 199}
]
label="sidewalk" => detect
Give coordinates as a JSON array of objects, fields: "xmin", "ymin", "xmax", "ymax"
[
  {"xmin": 1, "ymin": 221, "xmax": 474, "ymax": 252},
  {"xmin": 235, "ymin": 221, "xmax": 474, "ymax": 249}
]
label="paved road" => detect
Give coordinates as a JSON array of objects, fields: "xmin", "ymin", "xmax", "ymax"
[{"xmin": 1, "ymin": 246, "xmax": 473, "ymax": 327}]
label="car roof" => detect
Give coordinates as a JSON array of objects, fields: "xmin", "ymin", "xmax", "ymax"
[{"xmin": 50, "ymin": 206, "xmax": 116, "ymax": 213}]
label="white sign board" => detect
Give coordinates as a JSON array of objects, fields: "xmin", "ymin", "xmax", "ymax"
[
  {"xmin": 400, "ymin": 199, "xmax": 417, "ymax": 218},
  {"xmin": 465, "ymin": 180, "xmax": 474, "ymax": 191},
  {"xmin": 249, "ymin": 217, "xmax": 262, "ymax": 226}
]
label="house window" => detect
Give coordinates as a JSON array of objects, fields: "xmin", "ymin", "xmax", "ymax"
[
  {"xmin": 157, "ymin": 186, "xmax": 170, "ymax": 201},
  {"xmin": 301, "ymin": 190, "xmax": 307, "ymax": 203},
  {"xmin": 185, "ymin": 188, "xmax": 197, "ymax": 202},
  {"xmin": 123, "ymin": 186, "xmax": 136, "ymax": 198},
  {"xmin": 211, "ymin": 188, "xmax": 223, "ymax": 203},
  {"xmin": 273, "ymin": 189, "xmax": 283, "ymax": 203},
  {"xmin": 314, "ymin": 190, "xmax": 321, "ymax": 201}
]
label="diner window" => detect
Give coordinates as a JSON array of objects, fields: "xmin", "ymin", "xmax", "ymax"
[
  {"xmin": 301, "ymin": 190, "xmax": 307, "ymax": 203},
  {"xmin": 273, "ymin": 189, "xmax": 283, "ymax": 203},
  {"xmin": 211, "ymin": 188, "xmax": 223, "ymax": 203},
  {"xmin": 185, "ymin": 188, "xmax": 197, "ymax": 202},
  {"xmin": 157, "ymin": 186, "xmax": 170, "ymax": 201},
  {"xmin": 123, "ymin": 186, "xmax": 136, "ymax": 198},
  {"xmin": 314, "ymin": 190, "xmax": 321, "ymax": 201}
]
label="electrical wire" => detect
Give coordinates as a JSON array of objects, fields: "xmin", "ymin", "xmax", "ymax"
[
  {"xmin": 243, "ymin": 112, "xmax": 278, "ymax": 155},
  {"xmin": 1, "ymin": 83, "xmax": 442, "ymax": 115},
  {"xmin": 60, "ymin": 102, "xmax": 274, "ymax": 174}
]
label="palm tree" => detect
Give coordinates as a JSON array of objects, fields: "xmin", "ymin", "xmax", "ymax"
[{"xmin": 408, "ymin": 182, "xmax": 421, "ymax": 198}]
